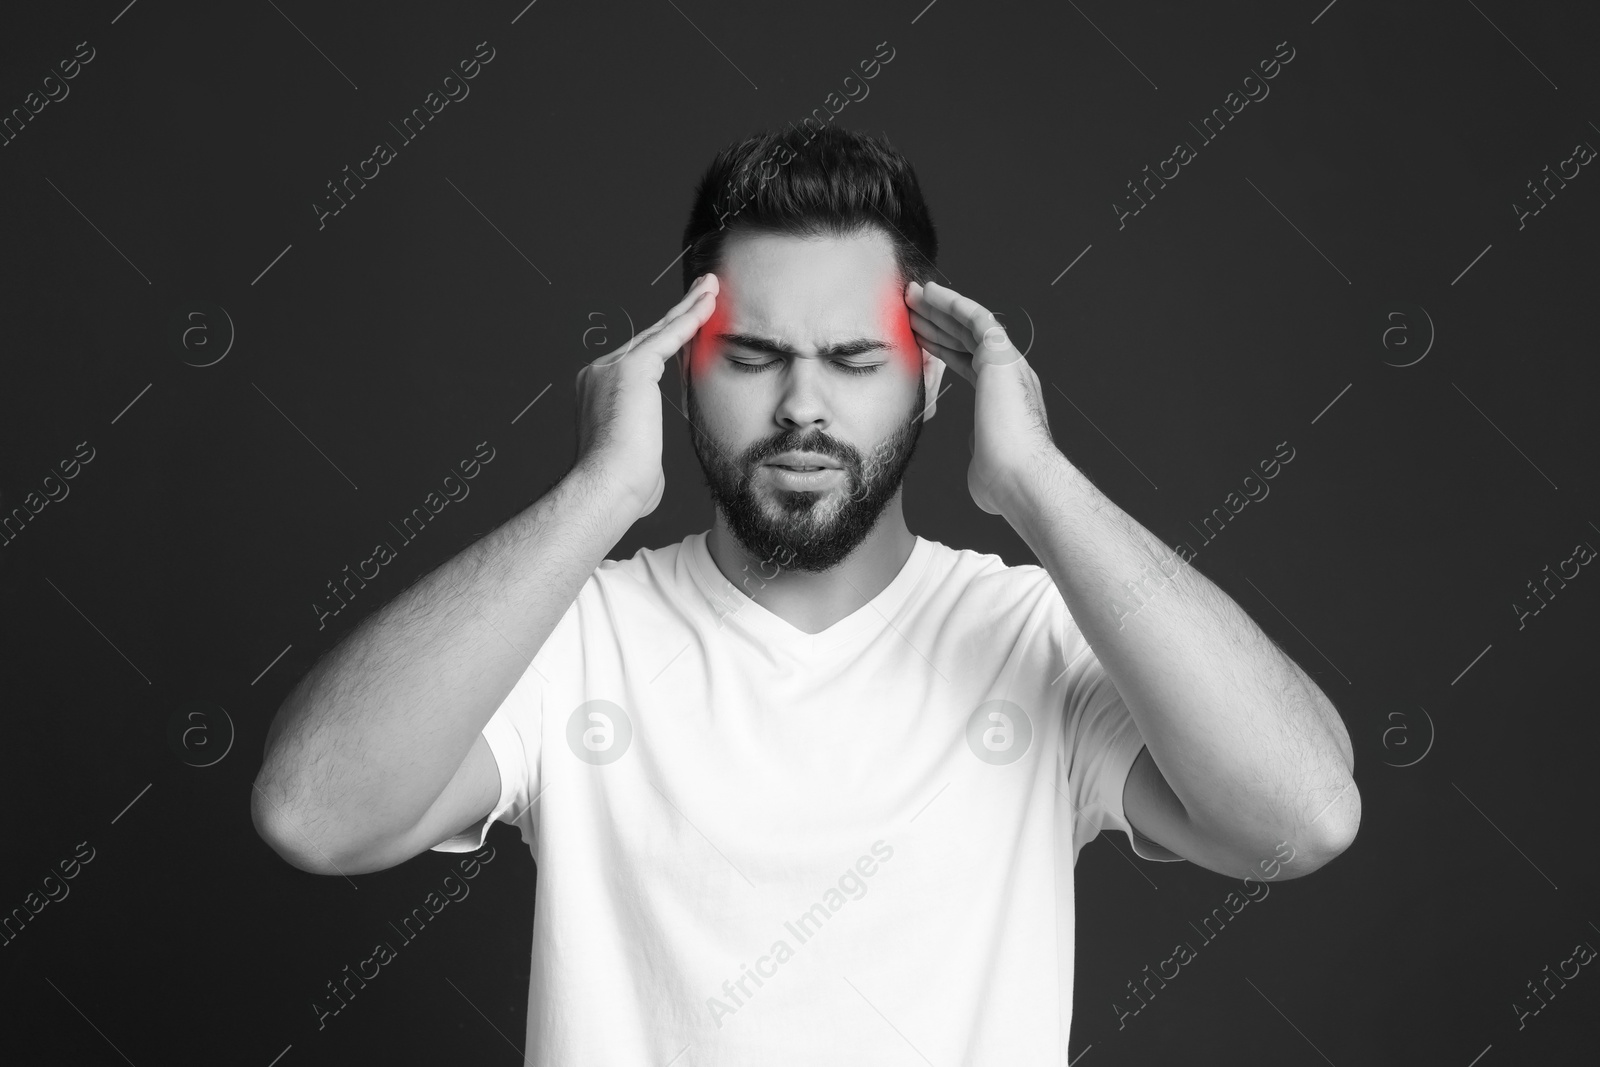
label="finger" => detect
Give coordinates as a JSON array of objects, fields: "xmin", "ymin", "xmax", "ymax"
[
  {"xmin": 604, "ymin": 271, "xmax": 720, "ymax": 358},
  {"xmin": 590, "ymin": 289, "xmax": 714, "ymax": 373},
  {"xmin": 915, "ymin": 281, "xmax": 1020, "ymax": 366},
  {"xmin": 664, "ymin": 271, "xmax": 719, "ymax": 322},
  {"xmin": 909, "ymin": 325, "xmax": 975, "ymax": 384},
  {"xmin": 619, "ymin": 274, "xmax": 720, "ymax": 355},
  {"xmin": 906, "ymin": 282, "xmax": 980, "ymax": 350},
  {"xmin": 917, "ymin": 337, "xmax": 976, "ymax": 386},
  {"xmin": 920, "ymin": 279, "xmax": 998, "ymax": 334},
  {"xmin": 908, "ymin": 307, "xmax": 967, "ymax": 353},
  {"xmin": 629, "ymin": 289, "xmax": 717, "ymax": 368},
  {"xmin": 910, "ymin": 280, "xmax": 1008, "ymax": 348}
]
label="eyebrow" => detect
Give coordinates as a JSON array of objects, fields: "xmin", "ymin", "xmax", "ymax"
[{"xmin": 716, "ymin": 332, "xmax": 892, "ymax": 358}]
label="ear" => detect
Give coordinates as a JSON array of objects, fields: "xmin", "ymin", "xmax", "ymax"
[{"xmin": 919, "ymin": 348, "xmax": 945, "ymax": 422}]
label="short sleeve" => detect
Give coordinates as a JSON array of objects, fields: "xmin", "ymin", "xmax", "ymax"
[
  {"xmin": 428, "ymin": 659, "xmax": 543, "ymax": 853},
  {"xmin": 1056, "ymin": 611, "xmax": 1185, "ymax": 865}
]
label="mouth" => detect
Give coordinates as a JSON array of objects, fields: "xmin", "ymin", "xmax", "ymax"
[
  {"xmin": 763, "ymin": 459, "xmax": 844, "ymax": 487},
  {"xmin": 765, "ymin": 451, "xmax": 843, "ymax": 473}
]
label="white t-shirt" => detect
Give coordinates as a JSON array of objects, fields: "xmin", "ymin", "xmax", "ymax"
[{"xmin": 432, "ymin": 529, "xmax": 1182, "ymax": 1063}]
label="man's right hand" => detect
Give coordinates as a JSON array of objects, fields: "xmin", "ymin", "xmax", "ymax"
[{"xmin": 573, "ymin": 272, "xmax": 720, "ymax": 521}]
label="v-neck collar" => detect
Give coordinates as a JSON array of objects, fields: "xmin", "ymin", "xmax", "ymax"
[{"xmin": 684, "ymin": 529, "xmax": 934, "ymax": 656}]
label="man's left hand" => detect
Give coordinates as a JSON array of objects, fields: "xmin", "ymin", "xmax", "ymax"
[{"xmin": 905, "ymin": 279, "xmax": 1058, "ymax": 516}]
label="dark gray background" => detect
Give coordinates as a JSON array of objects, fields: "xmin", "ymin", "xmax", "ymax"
[{"xmin": 2, "ymin": 1, "xmax": 1596, "ymax": 1063}]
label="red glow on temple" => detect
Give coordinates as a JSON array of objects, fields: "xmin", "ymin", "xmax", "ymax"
[
  {"xmin": 685, "ymin": 273, "xmax": 922, "ymax": 380},
  {"xmin": 688, "ymin": 275, "xmax": 730, "ymax": 381},
  {"xmin": 879, "ymin": 277, "xmax": 921, "ymax": 375}
]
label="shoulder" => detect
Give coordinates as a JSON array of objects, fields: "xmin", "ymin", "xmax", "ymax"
[
  {"xmin": 530, "ymin": 537, "xmax": 699, "ymax": 664},
  {"xmin": 919, "ymin": 536, "xmax": 1019, "ymax": 579},
  {"xmin": 574, "ymin": 534, "xmax": 709, "ymax": 624},
  {"xmin": 916, "ymin": 537, "xmax": 1064, "ymax": 625},
  {"xmin": 591, "ymin": 535, "xmax": 694, "ymax": 588},
  {"xmin": 921, "ymin": 540, "xmax": 1093, "ymax": 669},
  {"xmin": 927, "ymin": 537, "xmax": 1055, "ymax": 594}
]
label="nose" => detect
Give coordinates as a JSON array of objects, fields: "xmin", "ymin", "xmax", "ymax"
[{"xmin": 770, "ymin": 358, "xmax": 833, "ymax": 433}]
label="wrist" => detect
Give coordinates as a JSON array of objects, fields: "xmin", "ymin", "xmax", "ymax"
[
  {"xmin": 564, "ymin": 458, "xmax": 649, "ymax": 535},
  {"xmin": 995, "ymin": 448, "xmax": 1073, "ymax": 524}
]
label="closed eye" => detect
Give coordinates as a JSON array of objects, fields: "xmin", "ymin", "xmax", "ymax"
[{"xmin": 728, "ymin": 359, "xmax": 881, "ymax": 376}]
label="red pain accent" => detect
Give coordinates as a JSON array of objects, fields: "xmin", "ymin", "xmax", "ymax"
[
  {"xmin": 880, "ymin": 277, "xmax": 920, "ymax": 374},
  {"xmin": 688, "ymin": 277, "xmax": 730, "ymax": 381},
  {"xmin": 688, "ymin": 275, "xmax": 919, "ymax": 379}
]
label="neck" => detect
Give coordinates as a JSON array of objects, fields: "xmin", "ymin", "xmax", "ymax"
[{"xmin": 705, "ymin": 493, "xmax": 915, "ymax": 635}]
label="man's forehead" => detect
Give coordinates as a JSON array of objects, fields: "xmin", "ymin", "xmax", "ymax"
[{"xmin": 717, "ymin": 230, "xmax": 901, "ymax": 339}]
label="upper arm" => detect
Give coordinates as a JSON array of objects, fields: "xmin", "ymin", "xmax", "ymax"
[
  {"xmin": 418, "ymin": 731, "xmax": 504, "ymax": 849},
  {"xmin": 1122, "ymin": 743, "xmax": 1346, "ymax": 878},
  {"xmin": 340, "ymin": 733, "xmax": 503, "ymax": 874},
  {"xmin": 1121, "ymin": 744, "xmax": 1226, "ymax": 870},
  {"xmin": 1126, "ymin": 742, "xmax": 1299, "ymax": 876}
]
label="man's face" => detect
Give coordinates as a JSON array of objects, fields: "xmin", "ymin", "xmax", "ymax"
[{"xmin": 679, "ymin": 227, "xmax": 941, "ymax": 574}]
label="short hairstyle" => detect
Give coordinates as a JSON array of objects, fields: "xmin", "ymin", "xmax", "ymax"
[{"xmin": 680, "ymin": 126, "xmax": 939, "ymax": 293}]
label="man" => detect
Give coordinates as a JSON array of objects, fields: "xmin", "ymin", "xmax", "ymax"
[{"xmin": 252, "ymin": 126, "xmax": 1359, "ymax": 1062}]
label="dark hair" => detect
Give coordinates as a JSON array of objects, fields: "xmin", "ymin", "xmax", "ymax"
[{"xmin": 680, "ymin": 126, "xmax": 938, "ymax": 293}]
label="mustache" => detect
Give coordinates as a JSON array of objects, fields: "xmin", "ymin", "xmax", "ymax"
[{"xmin": 748, "ymin": 437, "xmax": 854, "ymax": 466}]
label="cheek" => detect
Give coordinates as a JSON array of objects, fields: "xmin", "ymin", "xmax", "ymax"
[
  {"xmin": 878, "ymin": 281, "xmax": 920, "ymax": 375},
  {"xmin": 689, "ymin": 280, "xmax": 733, "ymax": 380}
]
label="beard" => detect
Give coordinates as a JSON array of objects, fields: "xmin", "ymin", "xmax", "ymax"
[{"xmin": 685, "ymin": 374, "xmax": 927, "ymax": 574}]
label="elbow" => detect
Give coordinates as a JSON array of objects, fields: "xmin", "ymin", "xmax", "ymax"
[
  {"xmin": 251, "ymin": 775, "xmax": 345, "ymax": 876},
  {"xmin": 252, "ymin": 708, "xmax": 348, "ymax": 876},
  {"xmin": 1317, "ymin": 772, "xmax": 1362, "ymax": 856},
  {"xmin": 1226, "ymin": 778, "xmax": 1361, "ymax": 882},
  {"xmin": 1291, "ymin": 778, "xmax": 1363, "ymax": 877},
  {"xmin": 251, "ymin": 773, "xmax": 410, "ymax": 877}
]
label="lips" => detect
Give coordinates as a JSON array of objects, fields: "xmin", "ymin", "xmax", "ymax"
[{"xmin": 767, "ymin": 451, "xmax": 841, "ymax": 471}]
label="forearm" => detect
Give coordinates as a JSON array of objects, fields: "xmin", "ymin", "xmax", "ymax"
[
  {"xmin": 253, "ymin": 461, "xmax": 632, "ymax": 862},
  {"xmin": 1003, "ymin": 450, "xmax": 1356, "ymax": 860}
]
